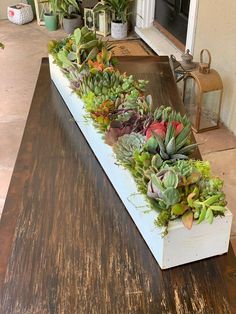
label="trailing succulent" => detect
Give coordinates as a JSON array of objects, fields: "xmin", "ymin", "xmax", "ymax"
[{"xmin": 49, "ymin": 28, "xmax": 228, "ymax": 235}]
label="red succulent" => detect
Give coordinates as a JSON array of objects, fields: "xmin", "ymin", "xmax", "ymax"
[
  {"xmin": 146, "ymin": 120, "xmax": 184, "ymax": 140},
  {"xmin": 146, "ymin": 122, "xmax": 167, "ymax": 139},
  {"xmin": 172, "ymin": 121, "xmax": 184, "ymax": 136}
]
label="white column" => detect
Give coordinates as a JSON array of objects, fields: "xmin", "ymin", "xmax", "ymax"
[
  {"xmin": 136, "ymin": 0, "xmax": 155, "ymax": 28},
  {"xmin": 185, "ymin": 0, "xmax": 199, "ymax": 55}
]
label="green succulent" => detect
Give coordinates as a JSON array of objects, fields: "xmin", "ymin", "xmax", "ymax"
[
  {"xmin": 148, "ymin": 160, "xmax": 227, "ymax": 233},
  {"xmin": 161, "ymin": 159, "xmax": 194, "ymax": 177},
  {"xmin": 80, "ymin": 70, "xmax": 148, "ymax": 114},
  {"xmin": 154, "ymin": 105, "xmax": 190, "ymax": 126},
  {"xmin": 50, "ymin": 26, "xmax": 110, "ymax": 73},
  {"xmin": 79, "ymin": 70, "xmax": 123, "ymax": 97},
  {"xmin": 147, "ymin": 169, "xmax": 181, "ymax": 220},
  {"xmin": 113, "ymin": 133, "xmax": 146, "ymax": 167},
  {"xmin": 149, "ymin": 124, "xmax": 197, "ymax": 161},
  {"xmin": 116, "ymin": 93, "xmax": 152, "ymax": 116}
]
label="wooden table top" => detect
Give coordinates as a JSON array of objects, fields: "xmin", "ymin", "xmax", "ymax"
[{"xmin": 0, "ymin": 57, "xmax": 235, "ymax": 314}]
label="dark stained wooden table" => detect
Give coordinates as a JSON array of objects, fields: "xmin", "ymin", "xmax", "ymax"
[{"xmin": 0, "ymin": 57, "xmax": 236, "ymax": 314}]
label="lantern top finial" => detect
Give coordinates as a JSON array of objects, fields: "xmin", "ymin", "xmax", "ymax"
[{"xmin": 181, "ymin": 49, "xmax": 196, "ymax": 71}]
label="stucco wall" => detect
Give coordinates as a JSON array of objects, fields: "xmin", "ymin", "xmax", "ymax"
[
  {"xmin": 0, "ymin": 0, "xmax": 17, "ymax": 19},
  {"xmin": 0, "ymin": 0, "xmax": 27, "ymax": 19},
  {"xmin": 192, "ymin": 0, "xmax": 236, "ymax": 135}
]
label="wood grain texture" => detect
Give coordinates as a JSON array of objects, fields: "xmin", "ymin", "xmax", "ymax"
[{"xmin": 0, "ymin": 57, "xmax": 236, "ymax": 314}]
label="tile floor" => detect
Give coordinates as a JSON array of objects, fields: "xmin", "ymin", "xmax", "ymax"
[{"xmin": 0, "ymin": 20, "xmax": 235, "ymax": 255}]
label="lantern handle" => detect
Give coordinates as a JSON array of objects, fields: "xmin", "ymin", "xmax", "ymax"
[{"xmin": 200, "ymin": 49, "xmax": 211, "ymax": 70}]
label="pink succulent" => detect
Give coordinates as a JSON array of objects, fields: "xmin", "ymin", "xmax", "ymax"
[
  {"xmin": 146, "ymin": 122, "xmax": 167, "ymax": 140},
  {"xmin": 172, "ymin": 121, "xmax": 184, "ymax": 136}
]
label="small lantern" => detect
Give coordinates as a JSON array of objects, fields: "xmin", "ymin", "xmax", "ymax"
[
  {"xmin": 183, "ymin": 49, "xmax": 223, "ymax": 132},
  {"xmin": 84, "ymin": 1, "xmax": 111, "ymax": 37}
]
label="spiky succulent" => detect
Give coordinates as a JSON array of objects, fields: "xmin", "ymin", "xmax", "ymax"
[
  {"xmin": 79, "ymin": 70, "xmax": 147, "ymax": 96},
  {"xmin": 113, "ymin": 133, "xmax": 146, "ymax": 166},
  {"xmin": 78, "ymin": 70, "xmax": 123, "ymax": 97},
  {"xmin": 146, "ymin": 119, "xmax": 197, "ymax": 161},
  {"xmin": 145, "ymin": 106, "xmax": 198, "ymax": 160},
  {"xmin": 153, "ymin": 105, "xmax": 190, "ymax": 125}
]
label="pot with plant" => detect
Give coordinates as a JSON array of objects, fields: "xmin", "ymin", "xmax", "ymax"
[
  {"xmin": 94, "ymin": 0, "xmax": 133, "ymax": 39},
  {"xmin": 43, "ymin": 0, "xmax": 59, "ymax": 31},
  {"xmin": 58, "ymin": 0, "xmax": 82, "ymax": 34}
]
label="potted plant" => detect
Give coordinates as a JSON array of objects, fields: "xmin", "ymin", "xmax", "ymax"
[
  {"xmin": 94, "ymin": 0, "xmax": 133, "ymax": 39},
  {"xmin": 58, "ymin": 0, "xmax": 82, "ymax": 34},
  {"xmin": 43, "ymin": 0, "xmax": 59, "ymax": 31}
]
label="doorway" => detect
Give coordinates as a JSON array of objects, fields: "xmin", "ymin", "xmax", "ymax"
[{"xmin": 154, "ymin": 0, "xmax": 190, "ymax": 50}]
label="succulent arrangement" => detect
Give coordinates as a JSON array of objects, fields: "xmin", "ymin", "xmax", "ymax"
[
  {"xmin": 48, "ymin": 26, "xmax": 112, "ymax": 88},
  {"xmin": 49, "ymin": 28, "xmax": 228, "ymax": 235}
]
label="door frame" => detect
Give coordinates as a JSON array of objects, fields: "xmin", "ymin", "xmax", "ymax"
[
  {"xmin": 136, "ymin": 0, "xmax": 199, "ymax": 54},
  {"xmin": 186, "ymin": 0, "xmax": 199, "ymax": 54}
]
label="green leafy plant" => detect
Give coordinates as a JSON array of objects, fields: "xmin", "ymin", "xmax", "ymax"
[
  {"xmin": 41, "ymin": 0, "xmax": 58, "ymax": 15},
  {"xmin": 94, "ymin": 0, "xmax": 134, "ymax": 23},
  {"xmin": 57, "ymin": 0, "xmax": 80, "ymax": 19},
  {"xmin": 0, "ymin": 42, "xmax": 4, "ymax": 49}
]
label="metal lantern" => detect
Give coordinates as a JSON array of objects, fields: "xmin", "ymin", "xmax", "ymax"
[
  {"xmin": 183, "ymin": 49, "xmax": 223, "ymax": 133},
  {"xmin": 84, "ymin": 1, "xmax": 111, "ymax": 37}
]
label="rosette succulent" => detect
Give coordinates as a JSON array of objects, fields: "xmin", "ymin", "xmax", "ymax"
[
  {"xmin": 147, "ymin": 160, "xmax": 227, "ymax": 233},
  {"xmin": 148, "ymin": 169, "xmax": 180, "ymax": 209},
  {"xmin": 113, "ymin": 133, "xmax": 146, "ymax": 167}
]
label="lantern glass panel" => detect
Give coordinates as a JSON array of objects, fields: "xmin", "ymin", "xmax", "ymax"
[
  {"xmin": 199, "ymin": 90, "xmax": 221, "ymax": 130},
  {"xmin": 94, "ymin": 12, "xmax": 99, "ymax": 30},
  {"xmin": 98, "ymin": 12, "xmax": 105, "ymax": 33},
  {"xmin": 183, "ymin": 76, "xmax": 199, "ymax": 128},
  {"xmin": 85, "ymin": 10, "xmax": 94, "ymax": 29}
]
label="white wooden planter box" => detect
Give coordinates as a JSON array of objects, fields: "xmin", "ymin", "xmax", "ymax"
[{"xmin": 49, "ymin": 55, "xmax": 233, "ymax": 269}]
